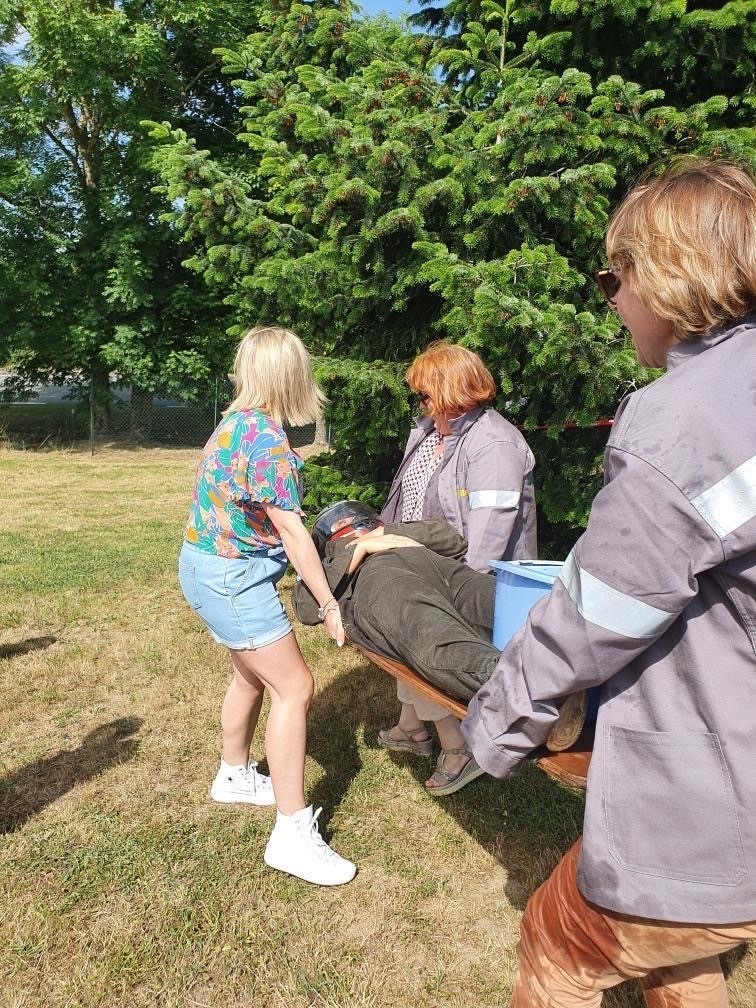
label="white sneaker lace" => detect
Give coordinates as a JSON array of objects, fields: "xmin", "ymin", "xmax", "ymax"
[
  {"xmin": 246, "ymin": 760, "xmax": 272, "ymax": 792},
  {"xmin": 301, "ymin": 807, "xmax": 337, "ymax": 859}
]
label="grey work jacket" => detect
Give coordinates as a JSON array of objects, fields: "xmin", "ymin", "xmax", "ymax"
[
  {"xmin": 380, "ymin": 407, "xmax": 537, "ymax": 572},
  {"xmin": 463, "ymin": 317, "xmax": 756, "ymax": 924}
]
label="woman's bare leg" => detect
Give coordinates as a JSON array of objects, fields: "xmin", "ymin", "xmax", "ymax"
[
  {"xmin": 397, "ymin": 701, "xmax": 431, "ymax": 739},
  {"xmin": 230, "ymin": 631, "xmax": 313, "ymax": 815},
  {"xmin": 221, "ymin": 654, "xmax": 265, "ymax": 767},
  {"xmin": 226, "ymin": 633, "xmax": 355, "ymax": 885}
]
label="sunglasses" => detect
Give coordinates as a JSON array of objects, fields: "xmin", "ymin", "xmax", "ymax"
[
  {"xmin": 417, "ymin": 392, "xmax": 431, "ymax": 405},
  {"xmin": 594, "ymin": 268, "xmax": 621, "ymax": 302}
]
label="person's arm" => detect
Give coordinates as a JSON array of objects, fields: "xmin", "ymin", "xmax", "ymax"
[
  {"xmin": 462, "ymin": 447, "xmax": 724, "ymax": 777},
  {"xmin": 344, "ymin": 519, "xmax": 469, "ymax": 573},
  {"xmin": 383, "ymin": 520, "xmax": 468, "ymax": 559},
  {"xmin": 463, "ymin": 441, "xmax": 531, "ymax": 572},
  {"xmin": 293, "ymin": 519, "xmax": 468, "ymax": 622},
  {"xmin": 264, "ymin": 504, "xmax": 345, "ymax": 646},
  {"xmin": 345, "ymin": 533, "xmax": 424, "ymax": 574}
]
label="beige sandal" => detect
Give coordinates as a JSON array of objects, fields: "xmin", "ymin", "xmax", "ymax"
[
  {"xmin": 377, "ymin": 724, "xmax": 434, "ymax": 757},
  {"xmin": 425, "ymin": 746, "xmax": 485, "ymax": 797}
]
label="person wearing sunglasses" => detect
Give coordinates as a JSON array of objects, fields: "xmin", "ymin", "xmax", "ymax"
[
  {"xmin": 462, "ymin": 158, "xmax": 756, "ymax": 1005},
  {"xmin": 378, "ymin": 340, "xmax": 538, "ymax": 794}
]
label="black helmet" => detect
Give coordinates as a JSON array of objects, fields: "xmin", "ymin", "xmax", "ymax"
[{"xmin": 311, "ymin": 500, "xmax": 383, "ymax": 556}]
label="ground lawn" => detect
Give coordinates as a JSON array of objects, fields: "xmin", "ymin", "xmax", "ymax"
[{"xmin": 1, "ymin": 447, "xmax": 753, "ymax": 1008}]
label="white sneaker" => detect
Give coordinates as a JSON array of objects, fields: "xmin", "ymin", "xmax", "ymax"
[
  {"xmin": 210, "ymin": 759, "xmax": 276, "ymax": 806},
  {"xmin": 264, "ymin": 806, "xmax": 356, "ymax": 886}
]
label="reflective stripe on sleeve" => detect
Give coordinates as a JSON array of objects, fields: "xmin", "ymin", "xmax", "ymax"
[
  {"xmin": 691, "ymin": 455, "xmax": 756, "ymax": 538},
  {"xmin": 468, "ymin": 490, "xmax": 521, "ymax": 510},
  {"xmin": 559, "ymin": 551, "xmax": 678, "ymax": 639}
]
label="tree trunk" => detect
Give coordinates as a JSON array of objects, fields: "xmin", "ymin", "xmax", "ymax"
[
  {"xmin": 130, "ymin": 386, "xmax": 154, "ymax": 443},
  {"xmin": 314, "ymin": 413, "xmax": 328, "ymax": 447}
]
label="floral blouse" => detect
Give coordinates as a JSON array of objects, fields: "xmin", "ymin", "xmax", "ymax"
[{"xmin": 184, "ymin": 409, "xmax": 303, "ymax": 558}]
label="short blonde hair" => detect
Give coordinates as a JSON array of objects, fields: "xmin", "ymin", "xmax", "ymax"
[
  {"xmin": 406, "ymin": 341, "xmax": 496, "ymax": 415},
  {"xmin": 225, "ymin": 325, "xmax": 326, "ymax": 427},
  {"xmin": 606, "ymin": 158, "xmax": 756, "ymax": 339}
]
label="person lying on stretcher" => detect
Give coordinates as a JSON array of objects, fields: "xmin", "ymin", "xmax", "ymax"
[{"xmin": 292, "ymin": 501, "xmax": 586, "ymax": 795}]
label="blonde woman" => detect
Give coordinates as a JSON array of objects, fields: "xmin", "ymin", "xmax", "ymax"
[{"xmin": 179, "ymin": 326, "xmax": 355, "ymax": 886}]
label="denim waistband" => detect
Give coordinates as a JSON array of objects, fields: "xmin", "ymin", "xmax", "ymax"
[{"xmin": 181, "ymin": 540, "xmax": 286, "ymax": 560}]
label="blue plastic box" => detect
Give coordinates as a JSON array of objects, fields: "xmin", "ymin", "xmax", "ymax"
[{"xmin": 490, "ymin": 560, "xmax": 564, "ymax": 649}]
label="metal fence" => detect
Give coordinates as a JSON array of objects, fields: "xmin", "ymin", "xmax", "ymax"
[{"xmin": 0, "ymin": 377, "xmax": 319, "ymax": 452}]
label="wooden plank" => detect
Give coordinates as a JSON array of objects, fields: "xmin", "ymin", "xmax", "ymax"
[
  {"xmin": 354, "ymin": 644, "xmax": 591, "ymax": 788},
  {"xmin": 358, "ymin": 647, "xmax": 468, "ymax": 720},
  {"xmin": 534, "ymin": 725, "xmax": 594, "ymax": 789}
]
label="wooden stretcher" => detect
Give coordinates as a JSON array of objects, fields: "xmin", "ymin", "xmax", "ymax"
[{"xmin": 355, "ymin": 645, "xmax": 592, "ymax": 789}]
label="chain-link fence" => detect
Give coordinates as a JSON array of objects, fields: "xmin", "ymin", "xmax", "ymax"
[{"xmin": 0, "ymin": 376, "xmax": 319, "ymax": 452}]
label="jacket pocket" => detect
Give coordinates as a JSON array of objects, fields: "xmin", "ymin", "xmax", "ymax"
[{"xmin": 605, "ymin": 726, "xmax": 746, "ymax": 885}]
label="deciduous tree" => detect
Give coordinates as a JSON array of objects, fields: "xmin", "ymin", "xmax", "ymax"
[{"xmin": 0, "ymin": 0, "xmax": 260, "ymax": 432}]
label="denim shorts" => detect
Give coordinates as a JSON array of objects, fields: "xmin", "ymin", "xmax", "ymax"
[{"xmin": 178, "ymin": 541, "xmax": 292, "ymax": 650}]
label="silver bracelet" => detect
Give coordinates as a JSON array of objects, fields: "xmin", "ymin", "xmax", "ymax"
[{"xmin": 318, "ymin": 598, "xmax": 339, "ymax": 621}]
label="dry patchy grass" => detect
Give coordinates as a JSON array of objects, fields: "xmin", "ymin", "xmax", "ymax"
[{"xmin": 0, "ymin": 447, "xmax": 753, "ymax": 1008}]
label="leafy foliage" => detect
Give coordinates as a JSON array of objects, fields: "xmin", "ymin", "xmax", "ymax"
[
  {"xmin": 0, "ymin": 0, "xmax": 260, "ymax": 424},
  {"xmin": 313, "ymin": 356, "xmax": 411, "ymax": 476},
  {"xmin": 301, "ymin": 456, "xmax": 389, "ymax": 517},
  {"xmin": 145, "ymin": 0, "xmax": 754, "ymax": 535},
  {"xmin": 414, "ymin": 0, "xmax": 755, "ymax": 118},
  {"xmin": 3, "ymin": 0, "xmax": 753, "ymax": 536}
]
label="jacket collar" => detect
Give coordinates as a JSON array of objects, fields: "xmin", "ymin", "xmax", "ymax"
[
  {"xmin": 666, "ymin": 314, "xmax": 756, "ymax": 370},
  {"xmin": 413, "ymin": 406, "xmax": 485, "ymax": 439}
]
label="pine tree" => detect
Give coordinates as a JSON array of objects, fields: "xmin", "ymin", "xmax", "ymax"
[{"xmin": 148, "ymin": 0, "xmax": 754, "ymax": 539}]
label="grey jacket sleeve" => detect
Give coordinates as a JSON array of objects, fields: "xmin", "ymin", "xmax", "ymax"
[
  {"xmin": 462, "ymin": 447, "xmax": 724, "ymax": 777},
  {"xmin": 463, "ymin": 441, "xmax": 531, "ymax": 572}
]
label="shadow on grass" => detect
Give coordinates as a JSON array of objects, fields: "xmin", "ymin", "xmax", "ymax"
[
  {"xmin": 0, "ymin": 635, "xmax": 57, "ymax": 659},
  {"xmin": 306, "ymin": 659, "xmax": 583, "ymax": 872},
  {"xmin": 306, "ymin": 658, "xmax": 585, "ymax": 884},
  {"xmin": 0, "ymin": 717, "xmax": 142, "ymax": 835},
  {"xmin": 306, "ymin": 660, "xmax": 395, "ymax": 818}
]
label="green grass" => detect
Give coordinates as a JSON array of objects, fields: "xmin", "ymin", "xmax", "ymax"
[{"xmin": 0, "ymin": 446, "xmax": 753, "ymax": 1008}]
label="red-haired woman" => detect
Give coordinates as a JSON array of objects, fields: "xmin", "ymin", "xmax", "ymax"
[{"xmin": 377, "ymin": 341, "xmax": 537, "ymax": 795}]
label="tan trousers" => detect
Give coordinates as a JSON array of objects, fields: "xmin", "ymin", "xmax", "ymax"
[
  {"xmin": 396, "ymin": 680, "xmax": 450, "ymax": 722},
  {"xmin": 512, "ymin": 840, "xmax": 756, "ymax": 1007}
]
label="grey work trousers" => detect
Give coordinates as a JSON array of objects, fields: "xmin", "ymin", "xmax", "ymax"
[{"xmin": 348, "ymin": 547, "xmax": 499, "ymax": 702}]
